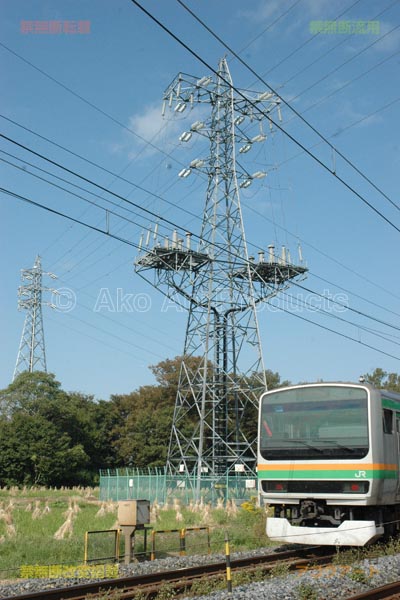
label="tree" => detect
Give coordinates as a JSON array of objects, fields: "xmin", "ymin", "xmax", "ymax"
[
  {"xmin": 0, "ymin": 372, "xmax": 112, "ymax": 486},
  {"xmin": 0, "ymin": 361, "xmax": 291, "ymax": 484},
  {"xmin": 0, "ymin": 371, "xmax": 66, "ymax": 418},
  {"xmin": 363, "ymin": 368, "xmax": 400, "ymax": 392},
  {"xmin": 110, "ymin": 385, "xmax": 174, "ymax": 468},
  {"xmin": 0, "ymin": 412, "xmax": 87, "ymax": 486},
  {"xmin": 150, "ymin": 355, "xmax": 209, "ymax": 398}
]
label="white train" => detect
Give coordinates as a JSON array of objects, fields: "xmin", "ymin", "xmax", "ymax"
[{"xmin": 258, "ymin": 382, "xmax": 400, "ymax": 546}]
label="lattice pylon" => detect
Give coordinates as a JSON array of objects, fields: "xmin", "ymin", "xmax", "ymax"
[
  {"xmin": 13, "ymin": 256, "xmax": 55, "ymax": 380},
  {"xmin": 135, "ymin": 58, "xmax": 307, "ymax": 482}
]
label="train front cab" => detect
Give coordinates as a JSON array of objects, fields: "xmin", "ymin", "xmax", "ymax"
[{"xmin": 258, "ymin": 383, "xmax": 400, "ymax": 546}]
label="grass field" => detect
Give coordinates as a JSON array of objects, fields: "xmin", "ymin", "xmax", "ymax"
[{"xmin": 0, "ymin": 487, "xmax": 270, "ymax": 578}]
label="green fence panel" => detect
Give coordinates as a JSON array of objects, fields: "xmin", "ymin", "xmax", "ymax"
[{"xmin": 99, "ymin": 468, "xmax": 257, "ymax": 505}]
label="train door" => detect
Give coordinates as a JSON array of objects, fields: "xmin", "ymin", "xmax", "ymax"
[{"xmin": 396, "ymin": 412, "xmax": 400, "ymax": 499}]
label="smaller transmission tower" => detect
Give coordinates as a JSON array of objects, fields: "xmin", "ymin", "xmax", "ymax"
[{"xmin": 13, "ymin": 255, "xmax": 57, "ymax": 380}]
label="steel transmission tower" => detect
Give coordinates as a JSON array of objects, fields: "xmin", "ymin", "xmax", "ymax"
[
  {"xmin": 13, "ymin": 255, "xmax": 57, "ymax": 380},
  {"xmin": 135, "ymin": 58, "xmax": 307, "ymax": 481}
]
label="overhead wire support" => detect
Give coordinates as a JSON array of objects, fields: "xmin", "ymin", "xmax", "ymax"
[
  {"xmin": 135, "ymin": 57, "xmax": 307, "ymax": 485},
  {"xmin": 13, "ymin": 255, "xmax": 57, "ymax": 381}
]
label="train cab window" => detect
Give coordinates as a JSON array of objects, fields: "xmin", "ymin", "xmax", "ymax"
[{"xmin": 383, "ymin": 409, "xmax": 393, "ymax": 434}]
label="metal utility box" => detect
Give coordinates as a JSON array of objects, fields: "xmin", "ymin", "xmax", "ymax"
[{"xmin": 118, "ymin": 499, "xmax": 150, "ymax": 526}]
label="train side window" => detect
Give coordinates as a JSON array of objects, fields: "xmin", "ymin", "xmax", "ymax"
[
  {"xmin": 397, "ymin": 414, "xmax": 400, "ymax": 433},
  {"xmin": 383, "ymin": 409, "xmax": 393, "ymax": 434}
]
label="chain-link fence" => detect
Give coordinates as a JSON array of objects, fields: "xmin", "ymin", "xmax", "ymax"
[{"xmin": 99, "ymin": 468, "xmax": 257, "ymax": 504}]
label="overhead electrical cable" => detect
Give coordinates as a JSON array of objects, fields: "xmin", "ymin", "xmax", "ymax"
[
  {"xmin": 53, "ymin": 286, "xmax": 178, "ymax": 356},
  {"xmin": 279, "ymin": 0, "xmax": 400, "ymax": 88},
  {"xmin": 0, "ymin": 42, "xmax": 188, "ymax": 168},
  {"xmin": 281, "ymin": 285, "xmax": 400, "ymax": 336},
  {"xmin": 128, "ymin": 0, "xmax": 400, "ymax": 236},
  {"xmin": 0, "ymin": 116, "xmax": 203, "ymax": 225},
  {"xmin": 289, "ymin": 22, "xmax": 400, "ymax": 104},
  {"xmin": 274, "ymin": 94, "xmax": 400, "ymax": 170},
  {"xmin": 3, "ymin": 152, "xmax": 400, "ymax": 343},
  {"xmin": 254, "ymin": 0, "xmax": 364, "ymax": 78},
  {"xmin": 290, "ymin": 48, "xmax": 400, "ymax": 119},
  {"xmin": 266, "ymin": 296, "xmax": 400, "ymax": 362},
  {"xmin": 174, "ymin": 0, "xmax": 400, "ymax": 215},
  {"xmin": 46, "ymin": 313, "xmax": 165, "ymax": 363},
  {"xmin": 0, "ymin": 132, "xmax": 207, "ymax": 242},
  {"xmin": 4, "ymin": 130, "xmax": 400, "ymax": 336},
  {"xmin": 276, "ymin": 290, "xmax": 400, "ymax": 349},
  {"xmin": 3, "ymin": 98, "xmax": 397, "ymax": 293},
  {"xmin": 41, "ymin": 120, "xmax": 180, "ymax": 262},
  {"xmin": 0, "ymin": 153, "xmax": 165, "ymax": 232},
  {"xmin": 232, "ymin": 0, "xmax": 303, "ymax": 58},
  {"xmin": 4, "ymin": 181, "xmax": 400, "ymax": 363},
  {"xmin": 5, "ymin": 99, "xmax": 400, "ymax": 312}
]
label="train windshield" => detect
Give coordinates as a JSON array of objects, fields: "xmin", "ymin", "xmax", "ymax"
[{"xmin": 260, "ymin": 386, "xmax": 369, "ymax": 460}]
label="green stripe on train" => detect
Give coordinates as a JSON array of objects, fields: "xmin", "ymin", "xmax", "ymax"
[
  {"xmin": 258, "ymin": 470, "xmax": 397, "ymax": 479},
  {"xmin": 382, "ymin": 397, "xmax": 400, "ymax": 410}
]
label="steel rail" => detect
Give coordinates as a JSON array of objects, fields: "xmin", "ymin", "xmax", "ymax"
[
  {"xmin": 1, "ymin": 546, "xmax": 335, "ymax": 600},
  {"xmin": 345, "ymin": 580, "xmax": 400, "ymax": 600}
]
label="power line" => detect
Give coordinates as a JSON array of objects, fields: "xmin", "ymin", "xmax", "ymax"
[
  {"xmin": 281, "ymin": 286, "xmax": 400, "ymax": 339},
  {"xmin": 0, "ymin": 81, "xmax": 400, "ymax": 308},
  {"xmin": 0, "ymin": 42, "xmax": 186, "ymax": 168},
  {"xmin": 275, "ymin": 94, "xmax": 400, "ymax": 168},
  {"xmin": 41, "ymin": 119, "xmax": 179, "ymax": 263},
  {"xmin": 292, "ymin": 47, "xmax": 400, "ymax": 119},
  {"xmin": 3, "ymin": 7, "xmax": 397, "ymax": 278},
  {"xmin": 128, "ymin": 0, "xmax": 400, "ymax": 237},
  {"xmin": 279, "ymin": 0, "xmax": 400, "ymax": 88},
  {"xmin": 0, "ymin": 37, "xmax": 210, "ymax": 270},
  {"xmin": 3, "ymin": 103, "xmax": 400, "ymax": 345},
  {"xmin": 0, "ymin": 186, "xmax": 138, "ymax": 248},
  {"xmin": 7, "ymin": 147, "xmax": 400, "ymax": 339},
  {"xmin": 5, "ymin": 96, "xmax": 400, "ymax": 315},
  {"xmin": 289, "ymin": 22, "xmax": 400, "ymax": 104},
  {"xmin": 232, "ymin": 0, "xmax": 303, "ymax": 58},
  {"xmin": 0, "ymin": 132, "xmax": 205, "ymax": 243},
  {"xmin": 266, "ymin": 297, "xmax": 400, "ymax": 362},
  {"xmin": 3, "ymin": 184, "xmax": 400, "ymax": 363},
  {"xmin": 0, "ymin": 153, "xmax": 157, "ymax": 233},
  {"xmin": 242, "ymin": 195, "xmax": 400, "ymax": 314},
  {"xmin": 174, "ymin": 0, "xmax": 400, "ymax": 216},
  {"xmin": 0, "ymin": 116, "xmax": 202, "ymax": 226},
  {"xmin": 253, "ymin": 0, "xmax": 364, "ymax": 78},
  {"xmin": 4, "ymin": 132, "xmax": 400, "ymax": 342}
]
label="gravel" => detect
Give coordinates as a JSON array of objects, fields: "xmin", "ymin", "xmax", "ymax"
[{"xmin": 1, "ymin": 547, "xmax": 400, "ymax": 599}]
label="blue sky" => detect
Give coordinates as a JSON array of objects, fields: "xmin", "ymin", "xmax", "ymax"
[{"xmin": 1, "ymin": 0, "xmax": 400, "ymax": 400}]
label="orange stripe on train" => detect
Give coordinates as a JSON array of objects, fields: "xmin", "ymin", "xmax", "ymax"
[{"xmin": 257, "ymin": 463, "xmax": 398, "ymax": 471}]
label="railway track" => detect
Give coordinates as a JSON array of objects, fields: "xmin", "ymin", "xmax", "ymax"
[
  {"xmin": 1, "ymin": 546, "xmax": 335, "ymax": 600},
  {"xmin": 345, "ymin": 580, "xmax": 400, "ymax": 600}
]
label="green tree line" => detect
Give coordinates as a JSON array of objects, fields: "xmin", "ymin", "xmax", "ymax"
[{"xmin": 0, "ymin": 363, "xmax": 395, "ymax": 487}]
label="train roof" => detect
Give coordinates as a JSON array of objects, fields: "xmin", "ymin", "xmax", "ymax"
[{"xmin": 261, "ymin": 381, "xmax": 400, "ymax": 401}]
